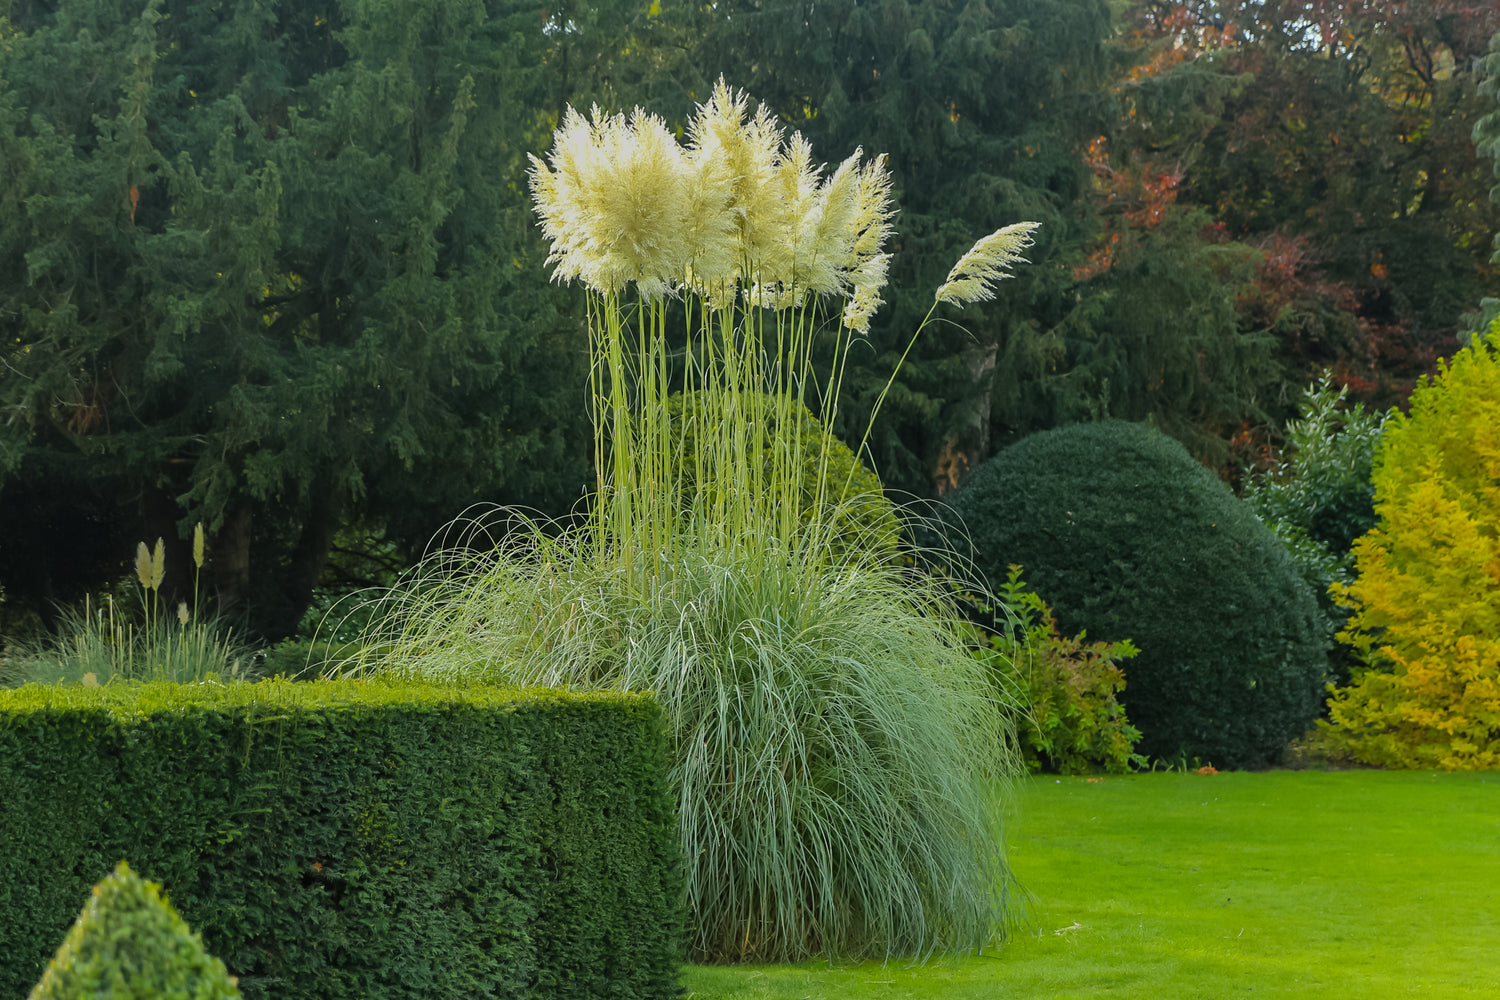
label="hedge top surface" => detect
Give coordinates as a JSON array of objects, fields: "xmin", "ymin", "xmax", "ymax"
[
  {"xmin": 945, "ymin": 419, "xmax": 1327, "ymax": 769},
  {"xmin": 0, "ymin": 677, "xmax": 662, "ymax": 718}
]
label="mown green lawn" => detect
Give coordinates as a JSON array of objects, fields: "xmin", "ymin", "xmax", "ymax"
[{"xmin": 682, "ymin": 770, "xmax": 1500, "ymax": 999}]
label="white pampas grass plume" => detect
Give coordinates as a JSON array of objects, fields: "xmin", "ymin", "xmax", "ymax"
[
  {"xmin": 527, "ymin": 77, "xmax": 899, "ymax": 316},
  {"xmin": 528, "ymin": 106, "xmax": 692, "ymax": 298},
  {"xmin": 680, "ymin": 132, "xmax": 738, "ymax": 287},
  {"xmin": 688, "ymin": 77, "xmax": 786, "ymax": 285},
  {"xmin": 842, "ymin": 253, "xmax": 890, "ymax": 335},
  {"xmin": 797, "ymin": 151, "xmax": 865, "ymax": 296},
  {"xmin": 135, "ymin": 542, "xmax": 152, "ymax": 589},
  {"xmin": 754, "ymin": 131, "xmax": 820, "ymax": 292},
  {"xmin": 934, "ymin": 222, "xmax": 1040, "ymax": 307},
  {"xmin": 847, "ymin": 153, "xmax": 895, "ymax": 263},
  {"xmin": 150, "ymin": 538, "xmax": 166, "ymax": 590},
  {"xmin": 746, "ymin": 282, "xmax": 804, "ymax": 312}
]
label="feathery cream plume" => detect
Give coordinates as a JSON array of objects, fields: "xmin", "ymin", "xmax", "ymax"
[
  {"xmin": 527, "ymin": 106, "xmax": 598, "ymax": 286},
  {"xmin": 192, "ymin": 522, "xmax": 205, "ymax": 570},
  {"xmin": 835, "ymin": 153, "xmax": 894, "ymax": 304},
  {"xmin": 842, "ymin": 253, "xmax": 891, "ymax": 335},
  {"xmin": 601, "ymin": 110, "xmax": 692, "ymax": 299},
  {"xmin": 688, "ymin": 77, "xmax": 786, "ymax": 288},
  {"xmin": 150, "ymin": 538, "xmax": 166, "ymax": 590},
  {"xmin": 529, "ymin": 77, "xmax": 899, "ymax": 316},
  {"xmin": 797, "ymin": 151, "xmax": 865, "ymax": 296},
  {"xmin": 679, "ymin": 136, "xmax": 738, "ymax": 292},
  {"xmin": 135, "ymin": 542, "xmax": 152, "ymax": 589},
  {"xmin": 847, "ymin": 154, "xmax": 895, "ymax": 266},
  {"xmin": 935, "ymin": 221, "xmax": 1039, "ymax": 307},
  {"xmin": 528, "ymin": 106, "xmax": 692, "ymax": 298},
  {"xmin": 746, "ymin": 282, "xmax": 804, "ymax": 312},
  {"xmin": 758, "ymin": 131, "xmax": 820, "ymax": 293},
  {"xmin": 177, "ymin": 600, "xmax": 190, "ymax": 626}
]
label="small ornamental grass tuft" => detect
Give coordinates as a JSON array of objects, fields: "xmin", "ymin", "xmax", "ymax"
[
  {"xmin": 6, "ymin": 596, "xmax": 253, "ymax": 687},
  {"xmin": 349, "ymin": 79, "xmax": 1036, "ymax": 963},
  {"xmin": 6, "ymin": 528, "xmax": 252, "ymax": 688}
]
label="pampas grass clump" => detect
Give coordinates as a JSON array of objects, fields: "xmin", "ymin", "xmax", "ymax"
[
  {"xmin": 7, "ymin": 528, "xmax": 252, "ymax": 688},
  {"xmin": 347, "ymin": 79, "xmax": 1037, "ymax": 962},
  {"xmin": 6, "ymin": 597, "xmax": 252, "ymax": 687}
]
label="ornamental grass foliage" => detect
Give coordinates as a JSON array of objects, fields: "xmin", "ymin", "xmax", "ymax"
[
  {"xmin": 5, "ymin": 525, "xmax": 253, "ymax": 688},
  {"xmin": 348, "ymin": 80, "xmax": 1037, "ymax": 962},
  {"xmin": 664, "ymin": 390, "xmax": 903, "ymax": 564},
  {"xmin": 1321, "ymin": 335, "xmax": 1500, "ymax": 769}
]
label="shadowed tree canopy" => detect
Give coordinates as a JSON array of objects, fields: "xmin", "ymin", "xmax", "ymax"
[
  {"xmin": 6, "ymin": 0, "xmax": 1499, "ymax": 637},
  {"xmin": 675, "ymin": 1, "xmax": 1303, "ymax": 480},
  {"xmin": 0, "ymin": 0, "xmax": 655, "ymax": 635},
  {"xmin": 1475, "ymin": 27, "xmax": 1500, "ymax": 267}
]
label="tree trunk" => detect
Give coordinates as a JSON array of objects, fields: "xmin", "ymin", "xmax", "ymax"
[
  {"xmin": 271, "ymin": 480, "xmax": 342, "ymax": 641},
  {"xmin": 215, "ymin": 505, "xmax": 254, "ymax": 619}
]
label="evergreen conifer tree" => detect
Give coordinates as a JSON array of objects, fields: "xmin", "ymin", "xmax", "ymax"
[{"xmin": 0, "ymin": 0, "xmax": 609, "ymax": 633}]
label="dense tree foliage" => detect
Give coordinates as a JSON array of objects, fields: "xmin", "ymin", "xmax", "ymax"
[
  {"xmin": 1106, "ymin": 1, "xmax": 1500, "ymax": 420},
  {"xmin": 1, "ymin": 0, "xmax": 613, "ymax": 634},
  {"xmin": 1243, "ymin": 377, "xmax": 1386, "ymax": 685},
  {"xmin": 3, "ymin": 0, "xmax": 1499, "ymax": 637},
  {"xmin": 1323, "ymin": 335, "xmax": 1500, "ymax": 769},
  {"xmin": 675, "ymin": 0, "xmax": 1117, "ymax": 492},
  {"xmin": 1475, "ymin": 26, "xmax": 1500, "ymax": 283}
]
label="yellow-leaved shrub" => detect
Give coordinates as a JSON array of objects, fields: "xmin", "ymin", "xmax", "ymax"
[{"xmin": 1321, "ymin": 334, "xmax": 1500, "ymax": 769}]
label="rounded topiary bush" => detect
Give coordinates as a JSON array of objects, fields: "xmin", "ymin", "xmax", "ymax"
[
  {"xmin": 30, "ymin": 861, "xmax": 240, "ymax": 1000},
  {"xmin": 946, "ymin": 420, "xmax": 1327, "ymax": 768}
]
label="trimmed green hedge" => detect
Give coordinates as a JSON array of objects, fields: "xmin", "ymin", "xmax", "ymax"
[{"xmin": 0, "ymin": 679, "xmax": 682, "ymax": 1000}]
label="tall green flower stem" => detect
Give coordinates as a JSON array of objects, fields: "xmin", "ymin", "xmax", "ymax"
[
  {"xmin": 354, "ymin": 80, "xmax": 1038, "ymax": 962},
  {"xmin": 589, "ymin": 295, "xmax": 849, "ymax": 577}
]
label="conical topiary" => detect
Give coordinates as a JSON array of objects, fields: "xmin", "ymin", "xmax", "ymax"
[{"xmin": 28, "ymin": 861, "xmax": 241, "ymax": 1000}]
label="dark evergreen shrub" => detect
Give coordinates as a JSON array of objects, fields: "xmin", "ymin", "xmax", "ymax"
[{"xmin": 946, "ymin": 420, "xmax": 1327, "ymax": 768}]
